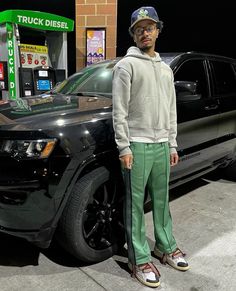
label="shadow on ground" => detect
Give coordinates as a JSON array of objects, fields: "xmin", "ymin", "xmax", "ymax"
[{"xmin": 0, "ymin": 230, "xmax": 89, "ymax": 268}]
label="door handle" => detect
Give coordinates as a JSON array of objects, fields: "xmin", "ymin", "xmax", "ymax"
[{"xmin": 204, "ymin": 104, "xmax": 218, "ymax": 110}]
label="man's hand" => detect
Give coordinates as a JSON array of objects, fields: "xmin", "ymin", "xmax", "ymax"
[
  {"xmin": 170, "ymin": 152, "xmax": 179, "ymax": 167},
  {"xmin": 120, "ymin": 154, "xmax": 133, "ymax": 169}
]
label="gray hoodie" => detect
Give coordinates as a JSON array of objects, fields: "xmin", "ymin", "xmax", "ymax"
[{"xmin": 112, "ymin": 46, "xmax": 177, "ymax": 157}]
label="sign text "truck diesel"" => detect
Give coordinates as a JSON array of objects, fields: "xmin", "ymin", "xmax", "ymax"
[{"xmin": 17, "ymin": 15, "xmax": 69, "ymax": 29}]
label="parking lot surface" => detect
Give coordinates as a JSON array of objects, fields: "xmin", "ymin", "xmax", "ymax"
[{"xmin": 0, "ymin": 170, "xmax": 235, "ymax": 291}]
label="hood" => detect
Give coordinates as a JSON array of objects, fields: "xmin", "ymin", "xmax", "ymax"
[
  {"xmin": 0, "ymin": 94, "xmax": 112, "ymax": 131},
  {"xmin": 125, "ymin": 46, "xmax": 162, "ymax": 62}
]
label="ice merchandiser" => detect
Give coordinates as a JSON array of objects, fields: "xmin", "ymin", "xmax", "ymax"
[{"xmin": 0, "ymin": 10, "xmax": 74, "ymax": 101}]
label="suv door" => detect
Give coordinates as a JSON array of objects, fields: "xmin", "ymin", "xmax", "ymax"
[
  {"xmin": 208, "ymin": 59, "xmax": 236, "ymax": 162},
  {"xmin": 170, "ymin": 57, "xmax": 220, "ymax": 185}
]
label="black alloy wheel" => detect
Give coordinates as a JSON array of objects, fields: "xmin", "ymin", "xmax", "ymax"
[{"xmin": 57, "ymin": 166, "xmax": 125, "ymax": 263}]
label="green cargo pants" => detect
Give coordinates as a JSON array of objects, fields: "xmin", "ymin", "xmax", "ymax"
[{"xmin": 123, "ymin": 142, "xmax": 177, "ymax": 265}]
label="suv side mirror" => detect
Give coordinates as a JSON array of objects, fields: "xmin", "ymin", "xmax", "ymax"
[{"xmin": 175, "ymin": 81, "xmax": 201, "ymax": 101}]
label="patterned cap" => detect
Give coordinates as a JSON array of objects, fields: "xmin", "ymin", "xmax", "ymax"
[{"xmin": 129, "ymin": 6, "xmax": 160, "ymax": 34}]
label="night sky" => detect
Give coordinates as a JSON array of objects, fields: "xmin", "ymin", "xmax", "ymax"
[
  {"xmin": 1, "ymin": 0, "xmax": 236, "ymax": 75},
  {"xmin": 117, "ymin": 1, "xmax": 236, "ymax": 60}
]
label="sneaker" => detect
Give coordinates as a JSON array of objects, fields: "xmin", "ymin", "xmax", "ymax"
[
  {"xmin": 128, "ymin": 261, "xmax": 161, "ymax": 288},
  {"xmin": 154, "ymin": 247, "xmax": 190, "ymax": 271}
]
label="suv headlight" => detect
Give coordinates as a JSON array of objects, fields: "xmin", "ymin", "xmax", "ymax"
[{"xmin": 0, "ymin": 139, "xmax": 57, "ymax": 160}]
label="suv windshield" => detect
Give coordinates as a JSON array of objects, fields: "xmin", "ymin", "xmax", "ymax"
[
  {"xmin": 53, "ymin": 62, "xmax": 116, "ymax": 97},
  {"xmin": 53, "ymin": 55, "xmax": 175, "ymax": 97}
]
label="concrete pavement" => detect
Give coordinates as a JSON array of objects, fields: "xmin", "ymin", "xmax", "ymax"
[{"xmin": 0, "ymin": 170, "xmax": 235, "ymax": 291}]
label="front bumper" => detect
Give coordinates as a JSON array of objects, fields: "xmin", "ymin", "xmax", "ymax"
[{"xmin": 0, "ymin": 153, "xmax": 70, "ymax": 246}]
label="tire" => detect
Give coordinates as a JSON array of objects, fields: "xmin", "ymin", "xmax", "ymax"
[{"xmin": 56, "ymin": 167, "xmax": 125, "ymax": 263}]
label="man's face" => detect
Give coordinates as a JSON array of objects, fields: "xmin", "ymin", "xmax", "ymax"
[{"xmin": 133, "ymin": 20, "xmax": 159, "ymax": 52}]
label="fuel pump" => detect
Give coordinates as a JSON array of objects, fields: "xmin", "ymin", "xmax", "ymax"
[{"xmin": 0, "ymin": 9, "xmax": 74, "ymax": 101}]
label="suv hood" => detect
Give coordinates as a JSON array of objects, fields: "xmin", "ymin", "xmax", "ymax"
[{"xmin": 0, "ymin": 94, "xmax": 112, "ymax": 131}]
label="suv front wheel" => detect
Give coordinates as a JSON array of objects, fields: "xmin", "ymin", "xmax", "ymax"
[{"xmin": 57, "ymin": 166, "xmax": 125, "ymax": 263}]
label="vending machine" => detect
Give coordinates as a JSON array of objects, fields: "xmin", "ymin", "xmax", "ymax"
[{"xmin": 0, "ymin": 10, "xmax": 74, "ymax": 100}]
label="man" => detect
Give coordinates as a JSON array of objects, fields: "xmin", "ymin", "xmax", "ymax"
[{"xmin": 112, "ymin": 6, "xmax": 189, "ymax": 288}]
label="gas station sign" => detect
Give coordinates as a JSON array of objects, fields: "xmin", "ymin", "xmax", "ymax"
[
  {"xmin": 0, "ymin": 10, "xmax": 74, "ymax": 32},
  {"xmin": 6, "ymin": 23, "xmax": 16, "ymax": 99}
]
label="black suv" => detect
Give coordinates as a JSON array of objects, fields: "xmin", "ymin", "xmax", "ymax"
[{"xmin": 0, "ymin": 52, "xmax": 235, "ymax": 263}]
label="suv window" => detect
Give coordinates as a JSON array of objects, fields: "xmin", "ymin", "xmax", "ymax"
[
  {"xmin": 54, "ymin": 63, "xmax": 114, "ymax": 96},
  {"xmin": 210, "ymin": 60, "xmax": 236, "ymax": 96},
  {"xmin": 174, "ymin": 59, "xmax": 208, "ymax": 98}
]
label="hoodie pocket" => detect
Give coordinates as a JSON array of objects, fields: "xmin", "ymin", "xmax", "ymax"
[{"xmin": 128, "ymin": 96, "xmax": 153, "ymax": 127}]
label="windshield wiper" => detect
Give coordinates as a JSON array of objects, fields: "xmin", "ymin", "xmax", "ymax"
[
  {"xmin": 76, "ymin": 92, "xmax": 112, "ymax": 98},
  {"xmin": 76, "ymin": 92, "xmax": 103, "ymax": 97}
]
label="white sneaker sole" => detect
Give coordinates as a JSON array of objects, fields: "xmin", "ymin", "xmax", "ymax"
[{"xmin": 166, "ymin": 259, "xmax": 190, "ymax": 271}]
